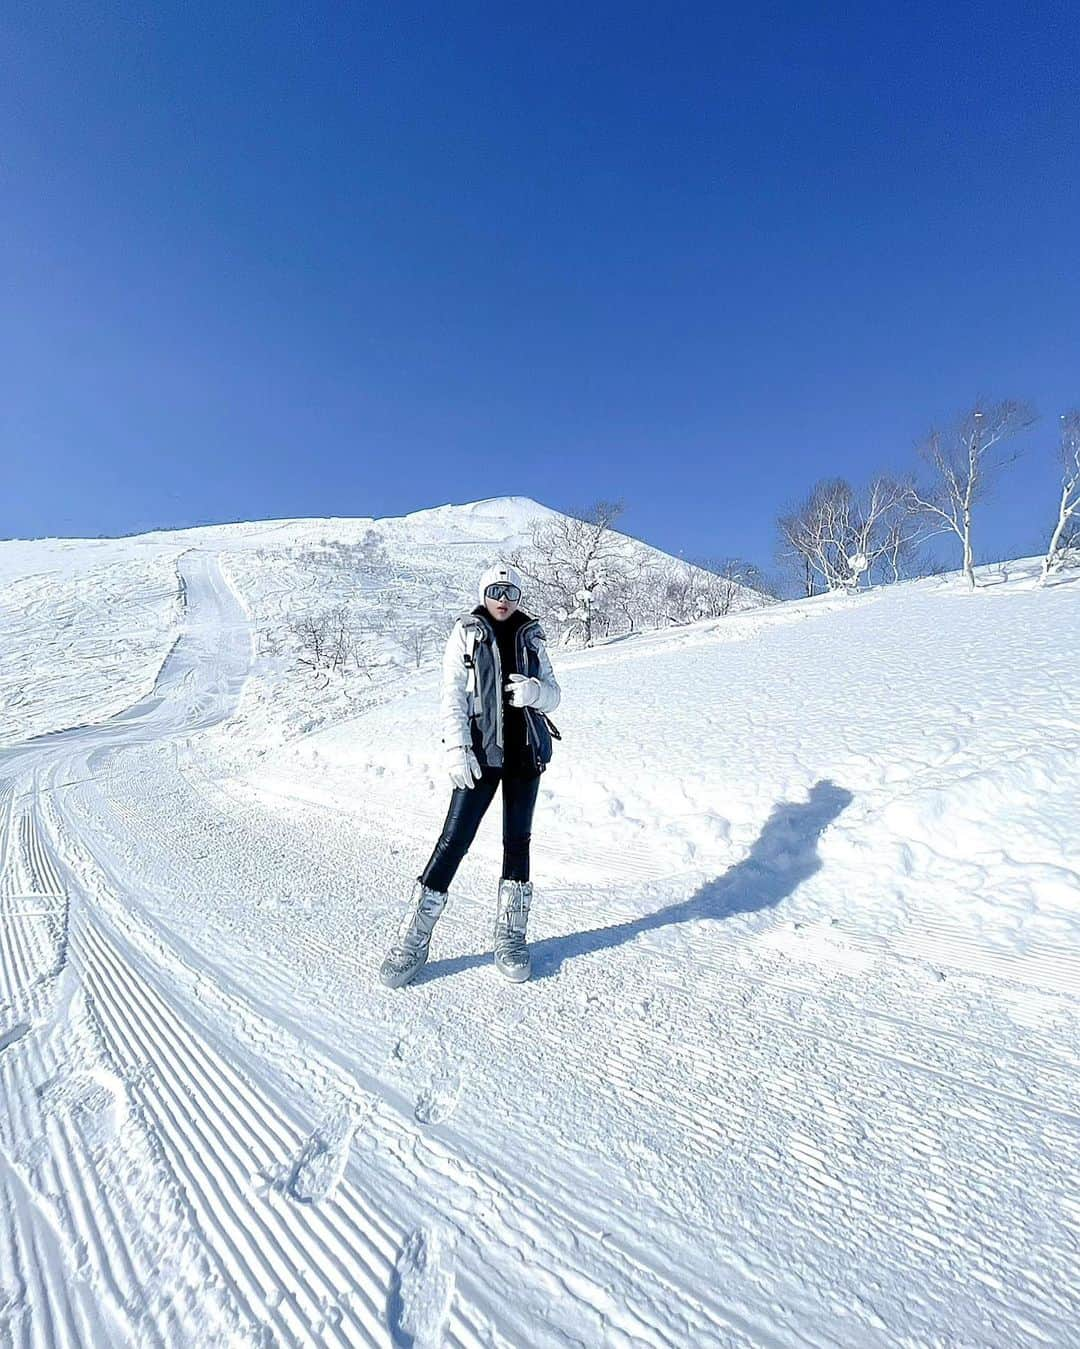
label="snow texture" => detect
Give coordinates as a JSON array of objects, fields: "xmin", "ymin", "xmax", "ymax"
[{"xmin": 0, "ymin": 499, "xmax": 1077, "ymax": 1347}]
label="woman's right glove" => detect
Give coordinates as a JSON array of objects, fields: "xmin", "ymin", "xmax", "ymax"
[{"xmin": 446, "ymin": 744, "xmax": 482, "ymax": 791}]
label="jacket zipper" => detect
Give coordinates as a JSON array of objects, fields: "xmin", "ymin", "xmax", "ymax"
[
  {"xmin": 478, "ymin": 615, "xmax": 542, "ymax": 762},
  {"xmin": 478, "ymin": 614, "xmax": 504, "ymax": 750}
]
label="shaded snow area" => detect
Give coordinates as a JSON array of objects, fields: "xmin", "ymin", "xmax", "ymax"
[{"xmin": 0, "ymin": 503, "xmax": 1078, "ymax": 1347}]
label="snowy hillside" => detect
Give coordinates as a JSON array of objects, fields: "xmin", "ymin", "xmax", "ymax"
[
  {"xmin": 0, "ymin": 509, "xmax": 1077, "ymax": 1347},
  {"xmin": 0, "ymin": 539, "xmax": 183, "ymax": 745}
]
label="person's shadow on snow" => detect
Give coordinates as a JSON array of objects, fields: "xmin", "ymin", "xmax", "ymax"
[{"xmin": 417, "ymin": 778, "xmax": 853, "ymax": 984}]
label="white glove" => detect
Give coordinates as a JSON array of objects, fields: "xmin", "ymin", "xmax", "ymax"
[
  {"xmin": 506, "ymin": 674, "xmax": 541, "ymax": 708},
  {"xmin": 446, "ymin": 744, "xmax": 482, "ymax": 790}
]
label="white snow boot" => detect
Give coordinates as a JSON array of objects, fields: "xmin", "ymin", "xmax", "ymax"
[
  {"xmin": 494, "ymin": 878, "xmax": 533, "ymax": 982},
  {"xmin": 379, "ymin": 880, "xmax": 448, "ymax": 989}
]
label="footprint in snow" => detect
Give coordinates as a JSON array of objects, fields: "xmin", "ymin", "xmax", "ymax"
[
  {"xmin": 387, "ymin": 1227, "xmax": 453, "ymax": 1348},
  {"xmin": 413, "ymin": 1069, "xmax": 463, "ymax": 1126},
  {"xmin": 287, "ymin": 1108, "xmax": 361, "ymax": 1204},
  {"xmin": 0, "ymin": 1021, "xmax": 30, "ymax": 1055},
  {"xmin": 36, "ymin": 1065, "xmax": 127, "ymax": 1149}
]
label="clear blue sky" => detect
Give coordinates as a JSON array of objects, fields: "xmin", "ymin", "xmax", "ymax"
[{"xmin": 4, "ymin": 2, "xmax": 1078, "ymax": 572}]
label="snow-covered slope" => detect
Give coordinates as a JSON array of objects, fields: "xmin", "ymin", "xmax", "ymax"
[
  {"xmin": 0, "ymin": 538, "xmax": 185, "ymax": 746},
  {"xmin": 273, "ymin": 558, "xmax": 1080, "ymax": 969},
  {"xmin": 0, "ymin": 512, "xmax": 1077, "ymax": 1347}
]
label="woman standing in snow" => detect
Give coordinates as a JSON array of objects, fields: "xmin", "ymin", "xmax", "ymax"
[{"xmin": 379, "ymin": 562, "xmax": 562, "ymax": 988}]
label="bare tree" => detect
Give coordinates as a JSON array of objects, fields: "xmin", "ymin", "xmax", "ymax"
[
  {"xmin": 657, "ymin": 561, "xmax": 700, "ymax": 625},
  {"xmin": 327, "ymin": 605, "xmax": 351, "ymax": 673},
  {"xmin": 697, "ymin": 558, "xmax": 777, "ymax": 611},
  {"xmin": 714, "ymin": 558, "xmax": 780, "ymax": 601},
  {"xmin": 290, "ymin": 605, "xmax": 370, "ymax": 679},
  {"xmin": 775, "ymin": 530, "xmax": 822, "ymax": 598},
  {"xmin": 659, "ymin": 556, "xmax": 769, "ymax": 622},
  {"xmin": 404, "ymin": 623, "xmax": 434, "ymax": 669},
  {"xmin": 878, "ymin": 511, "xmax": 920, "ymax": 585},
  {"xmin": 852, "ymin": 475, "xmax": 928, "ymax": 586},
  {"xmin": 604, "ymin": 553, "xmax": 665, "ymax": 634},
  {"xmin": 778, "ymin": 479, "xmax": 860, "ymax": 592},
  {"xmin": 511, "ymin": 499, "xmax": 630, "ymax": 646},
  {"xmin": 904, "ymin": 399, "xmax": 1035, "ymax": 589},
  {"xmin": 291, "ymin": 611, "xmax": 329, "ymax": 672},
  {"xmin": 1040, "ymin": 412, "xmax": 1080, "ymax": 583},
  {"xmin": 779, "ymin": 475, "xmax": 924, "ymax": 594}
]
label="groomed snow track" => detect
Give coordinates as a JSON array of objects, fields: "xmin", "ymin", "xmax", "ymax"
[{"xmin": 0, "ymin": 555, "xmax": 403, "ymax": 1346}]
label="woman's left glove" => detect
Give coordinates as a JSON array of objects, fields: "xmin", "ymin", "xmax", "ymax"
[{"xmin": 505, "ymin": 674, "xmax": 541, "ymax": 708}]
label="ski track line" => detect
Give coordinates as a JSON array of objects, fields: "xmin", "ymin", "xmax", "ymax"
[
  {"xmin": 69, "ymin": 728, "xmax": 1078, "ymax": 1327},
  {"xmin": 745, "ymin": 992, "xmax": 1080, "ymax": 1126},
  {"xmin": 657, "ymin": 940, "xmax": 1080, "ymax": 1130},
  {"xmin": 49, "ymin": 774, "xmax": 355, "ymax": 1025},
  {"xmin": 97, "ymin": 753, "xmax": 718, "ymax": 1001},
  {"xmin": 39, "ymin": 759, "xmax": 517, "ymax": 1347},
  {"xmin": 80, "ymin": 917, "xmax": 391, "ymax": 1338},
  {"xmin": 1, "ymin": 1067, "xmax": 128, "ymax": 1349},
  {"xmin": 0, "ymin": 1185, "xmax": 26, "ymax": 1348},
  {"xmin": 3, "ymin": 555, "xmax": 399, "ymax": 1344},
  {"xmin": 10, "ymin": 549, "xmax": 1077, "ymax": 1344},
  {"xmin": 622, "ymin": 910, "xmax": 1080, "ymax": 1097},
  {"xmin": 0, "ymin": 796, "xmax": 64, "ymax": 1014},
  {"xmin": 68, "ymin": 906, "xmax": 400, "ymax": 1346},
  {"xmin": 78, "ymin": 960, "xmax": 338, "ymax": 1345},
  {"xmin": 756, "ymin": 957, "xmax": 1080, "ymax": 1076},
  {"xmin": 629, "ymin": 915, "xmax": 1080, "ymax": 1116},
  {"xmin": 0, "ymin": 781, "xmax": 15, "ymax": 881},
  {"xmin": 489, "ymin": 995, "xmax": 1034, "ymax": 1274},
  {"xmin": 709, "ymin": 935, "xmax": 1080, "ymax": 1078},
  {"xmin": 0, "ymin": 906, "xmax": 28, "ymax": 1017},
  {"xmin": 41, "ymin": 823, "xmax": 655, "ymax": 1344},
  {"xmin": 0, "ymin": 812, "xmax": 155, "ymax": 1347},
  {"xmin": 50, "ymin": 733, "xmax": 1080, "ymax": 1122},
  {"xmin": 126, "ymin": 922, "xmax": 744, "ymax": 1343},
  {"xmin": 26, "ymin": 1045, "xmax": 159, "ymax": 1347},
  {"xmin": 0, "ymin": 841, "xmax": 56, "ymax": 1026}
]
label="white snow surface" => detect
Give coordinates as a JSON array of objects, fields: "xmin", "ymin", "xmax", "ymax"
[{"xmin": 0, "ymin": 502, "xmax": 1078, "ymax": 1347}]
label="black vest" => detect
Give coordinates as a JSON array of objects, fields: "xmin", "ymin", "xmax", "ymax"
[{"xmin": 473, "ymin": 605, "xmax": 535, "ymax": 777}]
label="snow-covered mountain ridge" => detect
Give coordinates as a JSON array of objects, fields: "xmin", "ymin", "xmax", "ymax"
[{"xmin": 1, "ymin": 497, "xmax": 752, "ymax": 752}]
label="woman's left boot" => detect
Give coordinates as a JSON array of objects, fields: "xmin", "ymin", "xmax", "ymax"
[{"xmin": 494, "ymin": 878, "xmax": 533, "ymax": 982}]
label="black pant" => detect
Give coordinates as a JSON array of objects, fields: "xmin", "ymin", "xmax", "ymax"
[{"xmin": 419, "ymin": 767, "xmax": 540, "ymax": 893}]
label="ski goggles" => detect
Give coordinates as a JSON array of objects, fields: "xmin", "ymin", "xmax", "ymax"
[{"xmin": 484, "ymin": 582, "xmax": 521, "ymax": 603}]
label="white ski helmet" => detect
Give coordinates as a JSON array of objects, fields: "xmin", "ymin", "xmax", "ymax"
[{"xmin": 477, "ymin": 561, "xmax": 524, "ymax": 605}]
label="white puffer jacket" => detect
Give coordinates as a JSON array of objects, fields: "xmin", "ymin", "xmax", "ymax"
[{"xmin": 440, "ymin": 613, "xmax": 561, "ymax": 755}]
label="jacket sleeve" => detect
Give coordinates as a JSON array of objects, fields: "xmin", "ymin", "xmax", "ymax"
[
  {"xmin": 440, "ymin": 620, "xmax": 471, "ymax": 749},
  {"xmin": 532, "ymin": 636, "xmax": 561, "ymax": 714}
]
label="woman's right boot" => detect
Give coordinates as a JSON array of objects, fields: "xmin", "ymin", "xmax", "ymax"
[{"xmin": 379, "ymin": 879, "xmax": 448, "ymax": 988}]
